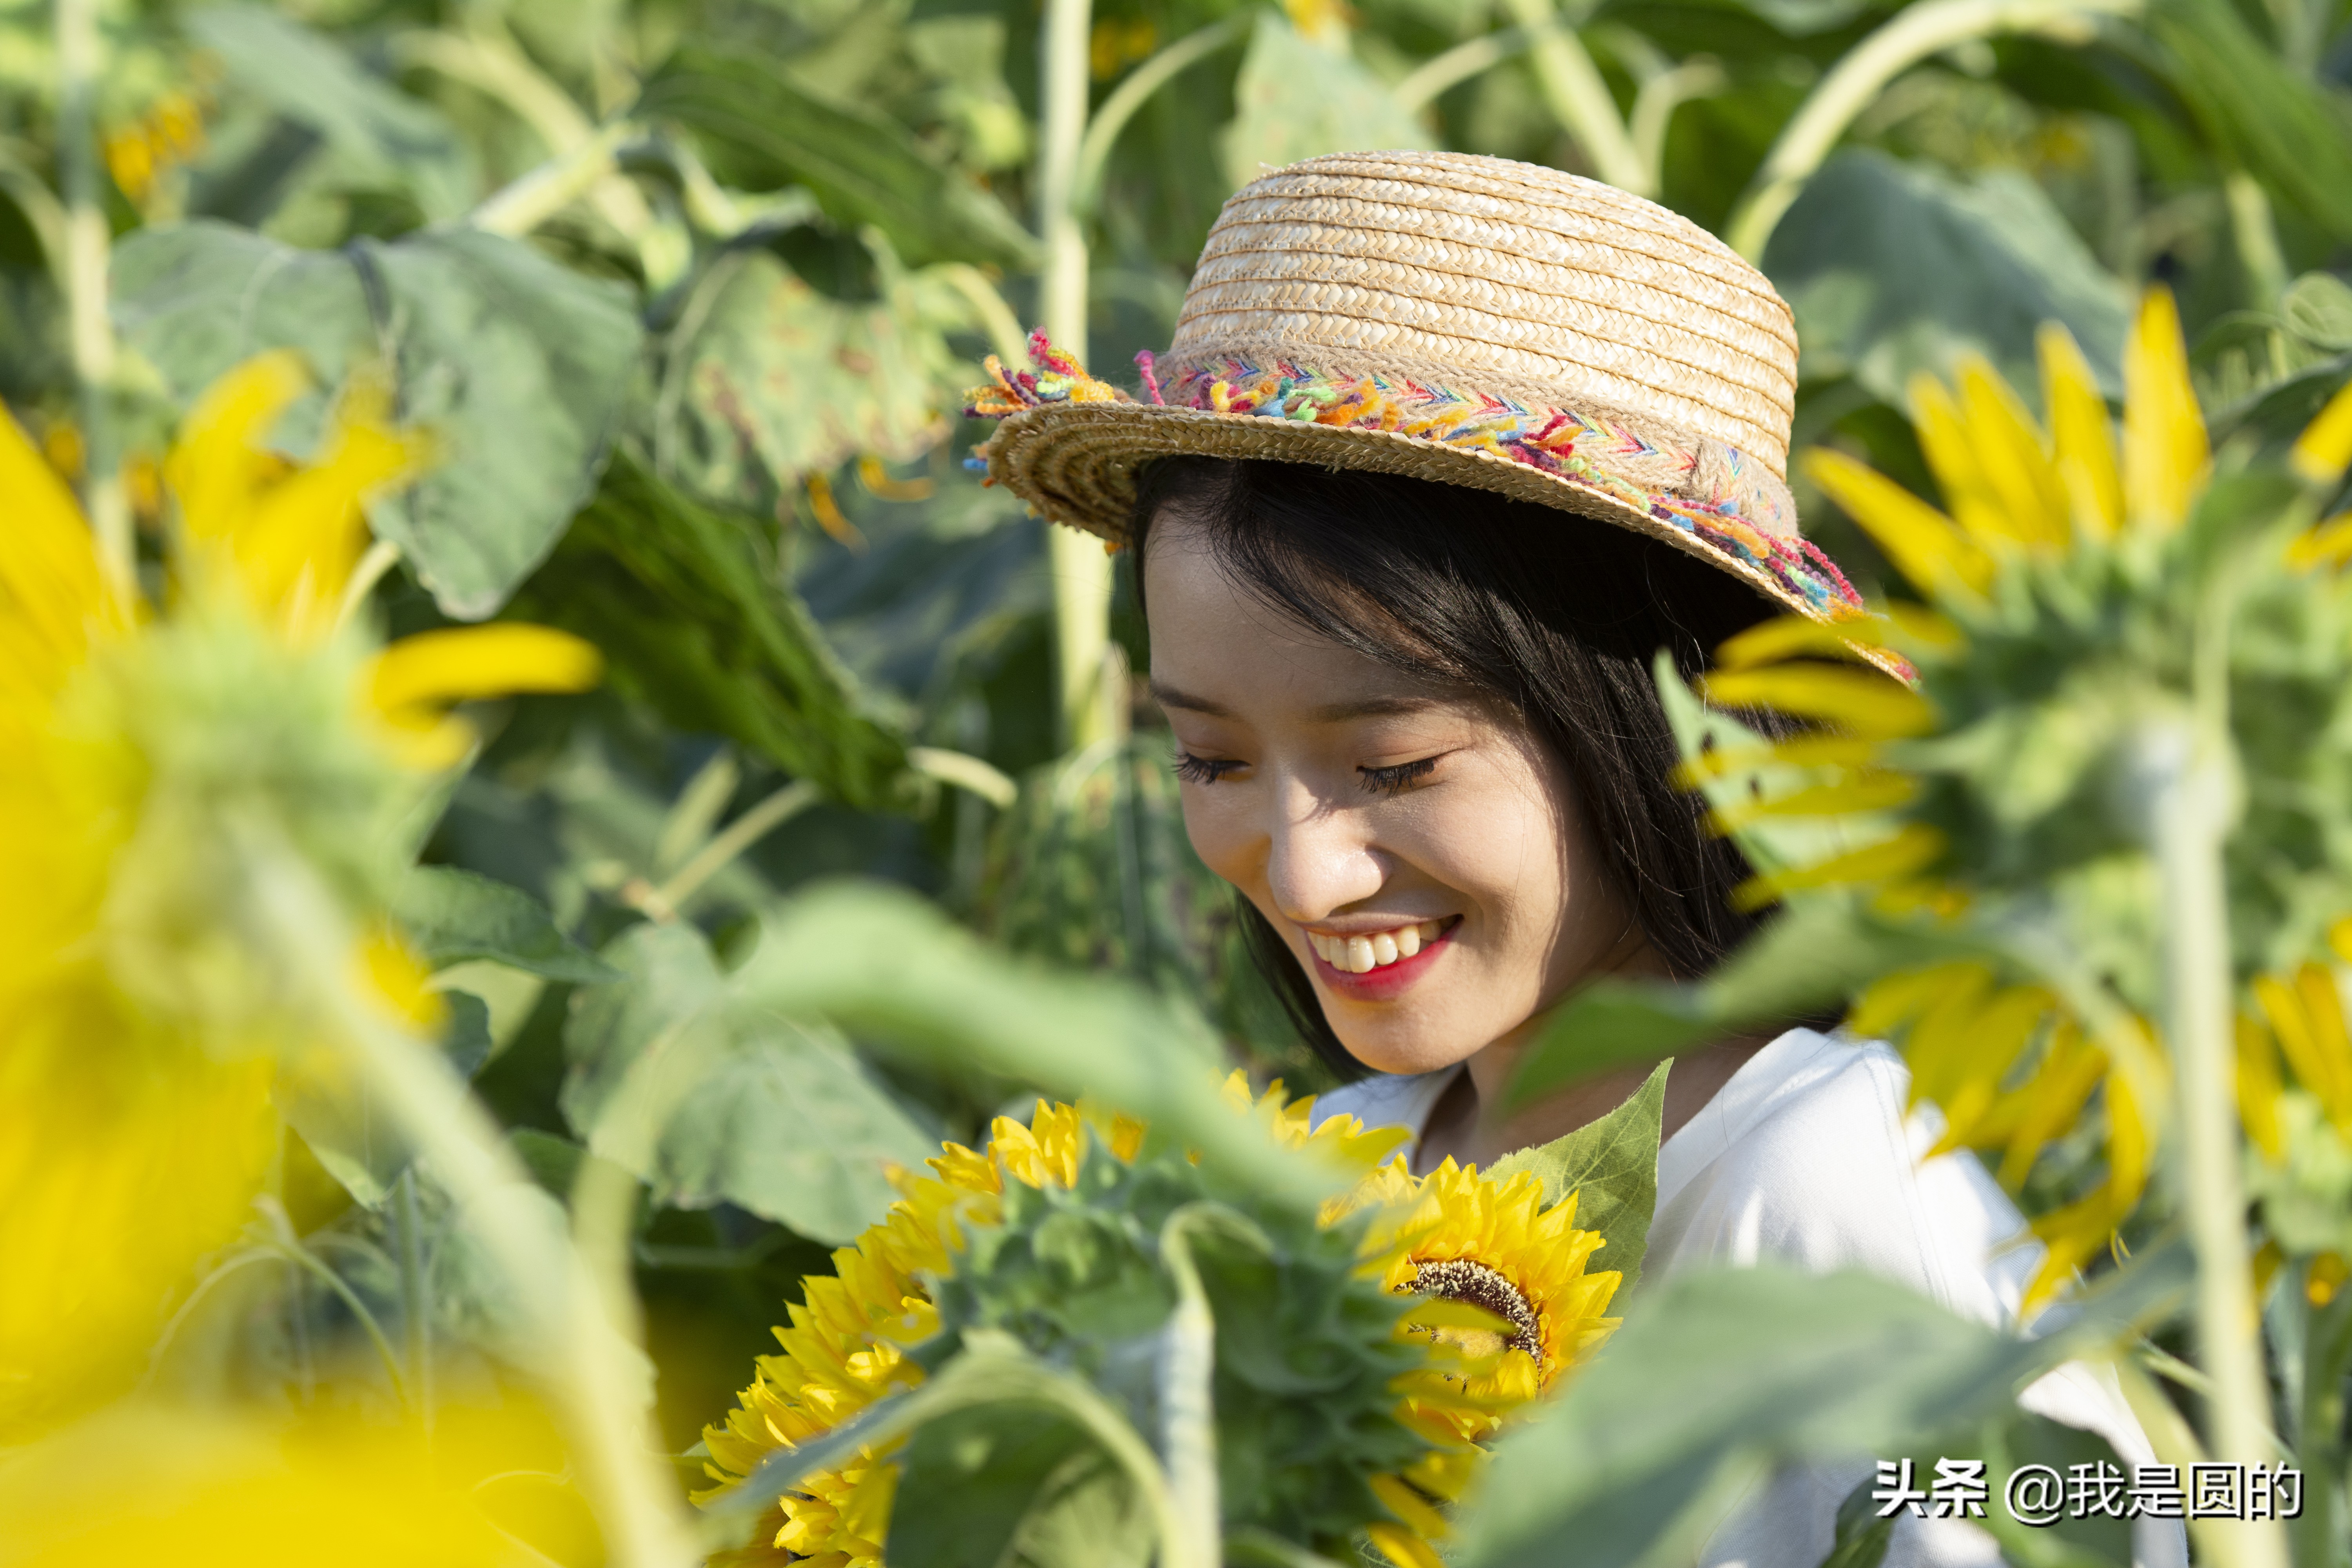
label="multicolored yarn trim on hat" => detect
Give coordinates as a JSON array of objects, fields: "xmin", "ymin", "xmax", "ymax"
[{"xmin": 964, "ymin": 332, "xmax": 1865, "ymax": 622}]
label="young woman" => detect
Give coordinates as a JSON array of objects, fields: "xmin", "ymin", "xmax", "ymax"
[{"xmin": 971, "ymin": 150, "xmax": 2180, "ymax": 1568}]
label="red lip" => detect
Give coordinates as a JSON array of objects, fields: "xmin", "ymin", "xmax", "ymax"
[{"xmin": 1306, "ymin": 922, "xmax": 1456, "ymax": 1002}]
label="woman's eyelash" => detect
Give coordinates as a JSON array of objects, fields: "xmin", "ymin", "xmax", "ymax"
[
  {"xmin": 1174, "ymin": 751, "xmax": 1243, "ymax": 785},
  {"xmin": 1359, "ymin": 757, "xmax": 1438, "ymax": 795}
]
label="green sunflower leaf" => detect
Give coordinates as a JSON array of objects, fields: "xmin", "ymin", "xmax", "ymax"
[
  {"xmin": 111, "ymin": 220, "xmax": 642, "ymax": 620},
  {"xmin": 639, "ymin": 43, "xmax": 1037, "ymax": 271},
  {"xmin": 561, "ymin": 920, "xmax": 932, "ymax": 1243},
  {"xmin": 393, "ymin": 865, "xmax": 618, "ymax": 983},
  {"xmin": 1487, "ymin": 1059, "xmax": 1667, "ymax": 1296}
]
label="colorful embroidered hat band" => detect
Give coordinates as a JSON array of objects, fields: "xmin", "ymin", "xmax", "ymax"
[{"xmin": 964, "ymin": 150, "xmax": 1869, "ymax": 629}]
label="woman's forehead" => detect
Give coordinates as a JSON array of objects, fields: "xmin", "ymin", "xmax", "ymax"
[{"xmin": 1144, "ymin": 536, "xmax": 1468, "ymax": 723}]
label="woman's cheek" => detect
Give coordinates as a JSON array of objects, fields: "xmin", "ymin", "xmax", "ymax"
[{"xmin": 1176, "ymin": 786, "xmax": 1256, "ymax": 893}]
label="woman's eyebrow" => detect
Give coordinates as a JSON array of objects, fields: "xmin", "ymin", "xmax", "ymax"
[
  {"xmin": 1147, "ymin": 679, "xmax": 1232, "ymax": 716},
  {"xmin": 1149, "ymin": 679, "xmax": 1441, "ymax": 725}
]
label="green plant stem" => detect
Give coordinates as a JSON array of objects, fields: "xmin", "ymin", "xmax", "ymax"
[
  {"xmin": 1723, "ymin": 0, "xmax": 2144, "ymax": 259},
  {"xmin": 1628, "ymin": 58, "xmax": 1725, "ymax": 194},
  {"xmin": 1498, "ymin": 0, "xmax": 1649, "ymax": 195},
  {"xmin": 646, "ymin": 779, "xmax": 818, "ymax": 916},
  {"xmin": 2147, "ymin": 723, "xmax": 2289, "ymax": 1568},
  {"xmin": 1156, "ymin": 1206, "xmax": 1268, "ymax": 1568},
  {"xmin": 2292, "ymin": 1284, "xmax": 2352, "ymax": 1564},
  {"xmin": 1035, "ymin": 0, "xmax": 1120, "ymax": 752},
  {"xmin": 2223, "ymin": 170, "xmax": 2292, "ymax": 317},
  {"xmin": 701, "ymin": 1337, "xmax": 1199, "ymax": 1564},
  {"xmin": 54, "ymin": 0, "xmax": 131, "ymax": 601},
  {"xmin": 933, "ymin": 263, "xmax": 1031, "ymax": 368},
  {"xmin": 1393, "ymin": 27, "xmax": 1532, "ymax": 114},
  {"xmin": 396, "ymin": 1169, "xmax": 433, "ymax": 1434},
  {"xmin": 271, "ymin": 1237, "xmax": 411, "ymax": 1406},
  {"xmin": 1072, "ymin": 15, "xmax": 1250, "ymax": 214},
  {"xmin": 472, "ymin": 118, "xmax": 637, "ymax": 239},
  {"xmin": 905, "ymin": 746, "xmax": 1018, "ymax": 808},
  {"xmin": 250, "ymin": 837, "xmax": 695, "ymax": 1568}
]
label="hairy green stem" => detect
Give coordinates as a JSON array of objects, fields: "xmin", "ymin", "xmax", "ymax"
[
  {"xmin": 1499, "ymin": 0, "xmax": 1648, "ymax": 194},
  {"xmin": 396, "ymin": 1169, "xmax": 434, "ymax": 1434},
  {"xmin": 1035, "ymin": 0, "xmax": 1120, "ymax": 752},
  {"xmin": 1155, "ymin": 1207, "xmax": 1261, "ymax": 1566},
  {"xmin": 1072, "ymin": 15, "xmax": 1250, "ymax": 214},
  {"xmin": 647, "ymin": 780, "xmax": 817, "ymax": 916},
  {"xmin": 2145, "ymin": 723, "xmax": 2288, "ymax": 1568},
  {"xmin": 250, "ymin": 838, "xmax": 694, "ymax": 1567},
  {"xmin": 2292, "ymin": 1283, "xmax": 2352, "ymax": 1563},
  {"xmin": 472, "ymin": 119, "xmax": 637, "ymax": 239},
  {"xmin": 1723, "ymin": 0, "xmax": 2143, "ymax": 259},
  {"xmin": 1393, "ymin": 27, "xmax": 1532, "ymax": 114},
  {"xmin": 54, "ymin": 0, "xmax": 131, "ymax": 599}
]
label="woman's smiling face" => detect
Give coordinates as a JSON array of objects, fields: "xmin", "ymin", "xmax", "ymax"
[{"xmin": 1143, "ymin": 516, "xmax": 1639, "ymax": 1076}]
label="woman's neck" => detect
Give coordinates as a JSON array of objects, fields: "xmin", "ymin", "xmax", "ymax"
[{"xmin": 1411, "ymin": 930, "xmax": 1773, "ymax": 1171}]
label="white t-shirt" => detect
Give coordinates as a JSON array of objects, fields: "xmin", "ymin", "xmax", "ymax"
[{"xmin": 1312, "ymin": 1027, "xmax": 2188, "ymax": 1568}]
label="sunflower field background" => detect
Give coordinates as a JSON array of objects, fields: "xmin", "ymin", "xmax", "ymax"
[{"xmin": 4, "ymin": 0, "xmax": 2352, "ymax": 1563}]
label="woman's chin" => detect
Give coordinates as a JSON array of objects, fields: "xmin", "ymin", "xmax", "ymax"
[{"xmin": 1328, "ymin": 1027, "xmax": 1482, "ymax": 1081}]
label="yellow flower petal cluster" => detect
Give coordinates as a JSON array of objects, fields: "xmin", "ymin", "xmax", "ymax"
[
  {"xmin": 1682, "ymin": 289, "xmax": 2352, "ymax": 1312},
  {"xmin": 700, "ymin": 1100, "xmax": 1133, "ymax": 1567},
  {"xmin": 0, "ymin": 352, "xmax": 601, "ymax": 1437},
  {"xmin": 702, "ymin": 1080, "xmax": 1617, "ymax": 1568}
]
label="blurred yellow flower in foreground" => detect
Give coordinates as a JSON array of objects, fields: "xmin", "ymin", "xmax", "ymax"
[
  {"xmin": 1689, "ymin": 287, "xmax": 2352, "ymax": 1311},
  {"xmin": 0, "ymin": 352, "xmax": 601, "ymax": 1438},
  {"xmin": 0, "ymin": 1398, "xmax": 586, "ymax": 1568}
]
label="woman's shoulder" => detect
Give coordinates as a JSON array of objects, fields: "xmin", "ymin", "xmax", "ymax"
[{"xmin": 1650, "ymin": 1028, "xmax": 2038, "ymax": 1329}]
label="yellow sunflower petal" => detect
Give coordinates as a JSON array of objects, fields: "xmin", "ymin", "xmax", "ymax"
[
  {"xmin": 1956, "ymin": 355, "xmax": 2069, "ymax": 551},
  {"xmin": 2292, "ymin": 375, "xmax": 2352, "ymax": 486},
  {"xmin": 1708, "ymin": 772, "xmax": 1916, "ymax": 833},
  {"xmin": 0, "ymin": 406, "xmax": 123, "ymax": 675},
  {"xmin": 1804, "ymin": 447, "xmax": 1994, "ymax": 600},
  {"xmin": 367, "ymin": 625, "xmax": 603, "ymax": 717},
  {"xmin": 2121, "ymin": 289, "xmax": 2208, "ymax": 533},
  {"xmin": 2287, "ymin": 511, "xmax": 2352, "ymax": 573},
  {"xmin": 1370, "ymin": 1472, "xmax": 1454, "ymax": 1546},
  {"xmin": 165, "ymin": 350, "xmax": 312, "ymax": 545},
  {"xmin": 1698, "ymin": 664, "xmax": 1936, "ymax": 739},
  {"xmin": 2039, "ymin": 323, "xmax": 2122, "ymax": 542},
  {"xmin": 2236, "ymin": 1013, "xmax": 2286, "ymax": 1164},
  {"xmin": 1367, "ymin": 1520, "xmax": 1449, "ymax": 1568},
  {"xmin": 1731, "ymin": 823, "xmax": 1946, "ymax": 911},
  {"xmin": 1713, "ymin": 614, "xmax": 1886, "ymax": 671}
]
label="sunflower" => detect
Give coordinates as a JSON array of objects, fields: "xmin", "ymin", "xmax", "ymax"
[
  {"xmin": 1336, "ymin": 1156, "xmax": 1622, "ymax": 1568},
  {"xmin": 1681, "ymin": 287, "xmax": 2352, "ymax": 1309},
  {"xmin": 699, "ymin": 1100, "xmax": 1132, "ymax": 1567},
  {"xmin": 701, "ymin": 1082, "xmax": 1617, "ymax": 1568},
  {"xmin": 0, "ymin": 352, "xmax": 601, "ymax": 1437}
]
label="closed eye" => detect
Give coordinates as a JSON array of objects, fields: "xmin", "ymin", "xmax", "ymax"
[
  {"xmin": 1359, "ymin": 757, "xmax": 1438, "ymax": 795},
  {"xmin": 1174, "ymin": 751, "xmax": 1245, "ymax": 785}
]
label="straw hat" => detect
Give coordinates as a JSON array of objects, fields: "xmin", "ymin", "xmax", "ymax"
[{"xmin": 968, "ymin": 149, "xmax": 1864, "ymax": 626}]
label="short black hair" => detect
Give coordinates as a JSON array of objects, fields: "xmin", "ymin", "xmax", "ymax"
[{"xmin": 1131, "ymin": 456, "xmax": 1794, "ymax": 1080}]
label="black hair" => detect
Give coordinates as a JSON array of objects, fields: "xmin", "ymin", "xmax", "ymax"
[{"xmin": 1131, "ymin": 457, "xmax": 1796, "ymax": 1081}]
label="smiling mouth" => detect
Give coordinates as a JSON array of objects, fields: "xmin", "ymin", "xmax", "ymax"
[{"xmin": 1305, "ymin": 919, "xmax": 1452, "ymax": 975}]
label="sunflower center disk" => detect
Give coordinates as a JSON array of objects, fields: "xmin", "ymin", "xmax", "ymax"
[{"xmin": 1406, "ymin": 1258, "xmax": 1543, "ymax": 1372}]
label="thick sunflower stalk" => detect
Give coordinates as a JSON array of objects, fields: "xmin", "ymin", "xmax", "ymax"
[
  {"xmin": 0, "ymin": 356, "xmax": 701, "ymax": 1565},
  {"xmin": 696, "ymin": 1078, "xmax": 1625, "ymax": 1568},
  {"xmin": 1686, "ymin": 290, "xmax": 2352, "ymax": 1566}
]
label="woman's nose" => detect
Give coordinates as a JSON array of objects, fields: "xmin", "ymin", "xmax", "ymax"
[{"xmin": 1262, "ymin": 789, "xmax": 1384, "ymax": 922}]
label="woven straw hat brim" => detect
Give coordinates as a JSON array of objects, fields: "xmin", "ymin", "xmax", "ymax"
[{"xmin": 985, "ymin": 398, "xmax": 1828, "ymax": 625}]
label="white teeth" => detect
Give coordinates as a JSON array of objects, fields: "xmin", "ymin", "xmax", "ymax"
[{"xmin": 1309, "ymin": 920, "xmax": 1447, "ymax": 973}]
